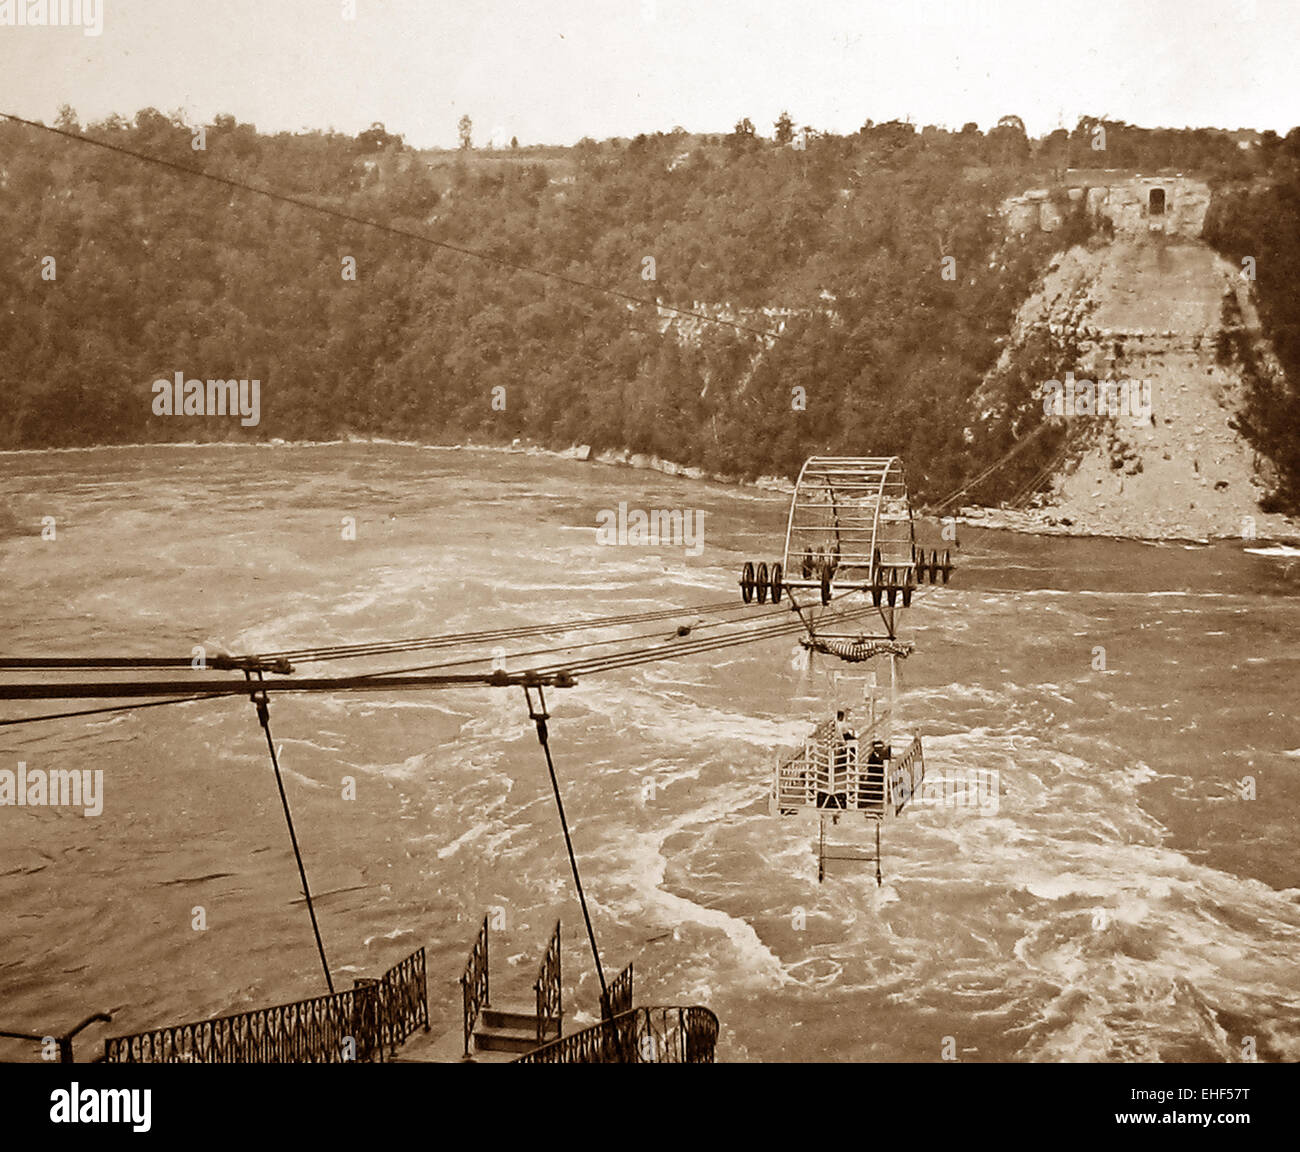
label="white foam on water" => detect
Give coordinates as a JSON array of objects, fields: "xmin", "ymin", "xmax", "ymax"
[
  {"xmin": 785, "ymin": 956, "xmax": 844, "ymax": 991},
  {"xmin": 436, "ymin": 819, "xmax": 515, "ymax": 861},
  {"xmin": 718, "ymin": 715, "xmax": 1300, "ymax": 1058},
  {"xmin": 596, "ymin": 785, "xmax": 792, "ymax": 989},
  {"xmin": 346, "ymin": 699, "xmax": 465, "ymax": 715},
  {"xmin": 912, "ymin": 745, "xmax": 1300, "ymax": 1059},
  {"xmin": 362, "ymin": 926, "xmax": 415, "ymax": 947},
  {"xmin": 8, "ymin": 441, "xmax": 1300, "ymax": 1062},
  {"xmin": 614, "ymin": 684, "xmax": 811, "ymax": 751},
  {"xmin": 1009, "ymin": 860, "xmax": 1300, "ymax": 1061}
]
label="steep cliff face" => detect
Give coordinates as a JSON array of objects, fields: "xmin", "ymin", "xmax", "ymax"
[
  {"xmin": 973, "ymin": 232, "xmax": 1297, "ymax": 540},
  {"xmin": 1083, "ymin": 174, "xmax": 1212, "ymax": 238},
  {"xmin": 1002, "ymin": 174, "xmax": 1212, "ymax": 240}
]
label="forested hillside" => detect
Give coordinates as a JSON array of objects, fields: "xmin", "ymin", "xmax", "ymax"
[
  {"xmin": 1204, "ymin": 139, "xmax": 1300, "ymax": 511},
  {"xmin": 0, "ymin": 109, "xmax": 1287, "ymax": 505}
]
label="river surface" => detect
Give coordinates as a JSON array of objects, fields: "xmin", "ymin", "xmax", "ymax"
[{"xmin": 1, "ymin": 443, "xmax": 1298, "ymax": 1062}]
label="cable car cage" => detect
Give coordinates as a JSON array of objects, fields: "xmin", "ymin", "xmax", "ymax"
[
  {"xmin": 771, "ymin": 717, "xmax": 927, "ymax": 884},
  {"xmin": 770, "ymin": 714, "xmax": 926, "ymax": 821}
]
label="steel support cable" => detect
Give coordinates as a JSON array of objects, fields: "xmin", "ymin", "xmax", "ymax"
[
  {"xmin": 0, "ymin": 671, "xmax": 577, "ymax": 700},
  {"xmin": 258, "ymin": 596, "xmax": 775, "ymax": 665},
  {"xmin": 524, "ymin": 686, "xmax": 608, "ymax": 1011},
  {"xmin": 0, "ymin": 590, "xmax": 914, "ymax": 706},
  {"xmin": 246, "ymin": 671, "xmax": 334, "ymax": 995},
  {"xmin": 540, "ymin": 604, "xmax": 881, "ymax": 679},
  {"xmin": 1009, "ymin": 458, "xmax": 1059, "ymax": 510},
  {"xmin": 794, "ymin": 597, "xmax": 835, "ymax": 647},
  {"xmin": 96, "ymin": 596, "xmax": 758, "ymax": 672},
  {"xmin": 0, "ymin": 657, "xmax": 200, "ymax": 671},
  {"xmin": 0, "ymin": 589, "xmax": 820, "ymax": 680},
  {"xmin": 0, "ymin": 113, "xmax": 782, "ymax": 344},
  {"xmin": 352, "ymin": 596, "xmax": 875, "ymax": 683},
  {"xmin": 783, "ymin": 587, "xmax": 842, "ymax": 649},
  {"xmin": 543, "ymin": 602, "xmax": 866, "ymax": 673},
  {"xmin": 343, "ymin": 594, "xmax": 808, "ymax": 679},
  {"xmin": 0, "ymin": 693, "xmax": 225, "ymax": 728},
  {"xmin": 556, "ymin": 588, "xmax": 941, "ymax": 678},
  {"xmin": 567, "ymin": 627, "xmax": 859, "ymax": 678},
  {"xmin": 0, "ymin": 641, "xmax": 790, "ymax": 700},
  {"xmin": 1009, "ymin": 430, "xmax": 1074, "ymax": 510},
  {"xmin": 0, "ymin": 595, "xmax": 948, "ymax": 722},
  {"xmin": 0, "ymin": 599, "xmax": 747, "ymax": 671},
  {"xmin": 930, "ymin": 421, "xmax": 1054, "ymax": 515},
  {"xmin": 260, "ymin": 586, "xmax": 869, "ymax": 665}
]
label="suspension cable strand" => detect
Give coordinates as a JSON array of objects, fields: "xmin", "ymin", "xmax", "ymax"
[
  {"xmin": 0, "ymin": 589, "xmax": 887, "ymax": 711},
  {"xmin": 0, "ymin": 693, "xmax": 224, "ymax": 727},
  {"xmin": 523, "ymin": 685, "xmax": 608, "ymax": 1009},
  {"xmin": 930, "ymin": 421, "xmax": 1054, "ymax": 515},
  {"xmin": 246, "ymin": 671, "xmax": 334, "ymax": 995},
  {"xmin": 527, "ymin": 618, "xmax": 806, "ymax": 678},
  {"xmin": 538, "ymin": 601, "xmax": 879, "ymax": 679},
  {"xmin": 0, "ymin": 587, "xmax": 843, "ymax": 689},
  {"xmin": 784, "ymin": 590, "xmax": 822, "ymax": 644},
  {"xmin": 349, "ymin": 594, "xmax": 804, "ymax": 679},
  {"xmin": 0, "ymin": 656, "xmax": 200, "ymax": 670},
  {"xmin": 243, "ymin": 595, "xmax": 759, "ymax": 665},
  {"xmin": 0, "ymin": 598, "xmax": 746, "ymax": 672},
  {"xmin": 1009, "ymin": 429, "xmax": 1073, "ymax": 510},
  {"xmin": 355, "ymin": 626, "xmax": 688, "ymax": 679},
  {"xmin": 0, "ymin": 669, "xmax": 579, "ymax": 699}
]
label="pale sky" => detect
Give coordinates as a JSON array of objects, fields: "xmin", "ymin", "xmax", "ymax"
[{"xmin": 0, "ymin": 0, "xmax": 1295, "ymax": 148}]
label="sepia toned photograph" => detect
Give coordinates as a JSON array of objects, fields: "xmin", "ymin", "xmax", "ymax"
[{"xmin": 0, "ymin": 0, "xmax": 1295, "ymax": 1125}]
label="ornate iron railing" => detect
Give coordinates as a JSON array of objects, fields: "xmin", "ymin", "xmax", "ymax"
[
  {"xmin": 514, "ymin": 1006, "xmax": 718, "ymax": 1064},
  {"xmin": 1, "ymin": 1012, "xmax": 112, "ymax": 1063},
  {"xmin": 601, "ymin": 961, "xmax": 633, "ymax": 1020},
  {"xmin": 103, "ymin": 985, "xmax": 381, "ymax": 1063},
  {"xmin": 460, "ymin": 916, "xmax": 489, "ymax": 1058},
  {"xmin": 378, "ymin": 946, "xmax": 428, "ymax": 1054},
  {"xmin": 533, "ymin": 920, "xmax": 562, "ymax": 1045},
  {"xmin": 102, "ymin": 946, "xmax": 427, "ymax": 1064}
]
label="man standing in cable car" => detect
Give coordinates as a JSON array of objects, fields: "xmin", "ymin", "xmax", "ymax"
[
  {"xmin": 818, "ymin": 710, "xmax": 854, "ymax": 810},
  {"xmin": 862, "ymin": 738, "xmax": 887, "ymax": 811}
]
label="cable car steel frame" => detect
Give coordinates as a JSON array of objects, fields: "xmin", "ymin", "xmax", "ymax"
[{"xmin": 738, "ymin": 456, "xmax": 952, "ymax": 642}]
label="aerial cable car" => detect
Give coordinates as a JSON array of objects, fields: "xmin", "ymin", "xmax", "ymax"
[{"xmin": 736, "ymin": 457, "xmax": 955, "ymax": 882}]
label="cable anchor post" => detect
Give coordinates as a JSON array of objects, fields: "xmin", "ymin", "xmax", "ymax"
[
  {"xmin": 244, "ymin": 670, "xmax": 334, "ymax": 996},
  {"xmin": 520, "ymin": 683, "xmax": 609, "ymax": 1013},
  {"xmin": 247, "ymin": 673, "xmax": 270, "ymax": 730},
  {"xmin": 524, "ymin": 682, "xmax": 549, "ymax": 741}
]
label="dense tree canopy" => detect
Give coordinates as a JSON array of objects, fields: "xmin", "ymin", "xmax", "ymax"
[{"xmin": 0, "ymin": 111, "xmax": 1291, "ymax": 507}]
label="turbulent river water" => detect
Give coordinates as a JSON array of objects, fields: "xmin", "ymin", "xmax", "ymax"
[{"xmin": 1, "ymin": 443, "xmax": 1298, "ymax": 1062}]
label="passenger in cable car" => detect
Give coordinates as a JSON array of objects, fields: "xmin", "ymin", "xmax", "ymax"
[
  {"xmin": 835, "ymin": 709, "xmax": 855, "ymax": 744},
  {"xmin": 818, "ymin": 711, "xmax": 854, "ymax": 809},
  {"xmin": 860, "ymin": 738, "xmax": 887, "ymax": 809}
]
